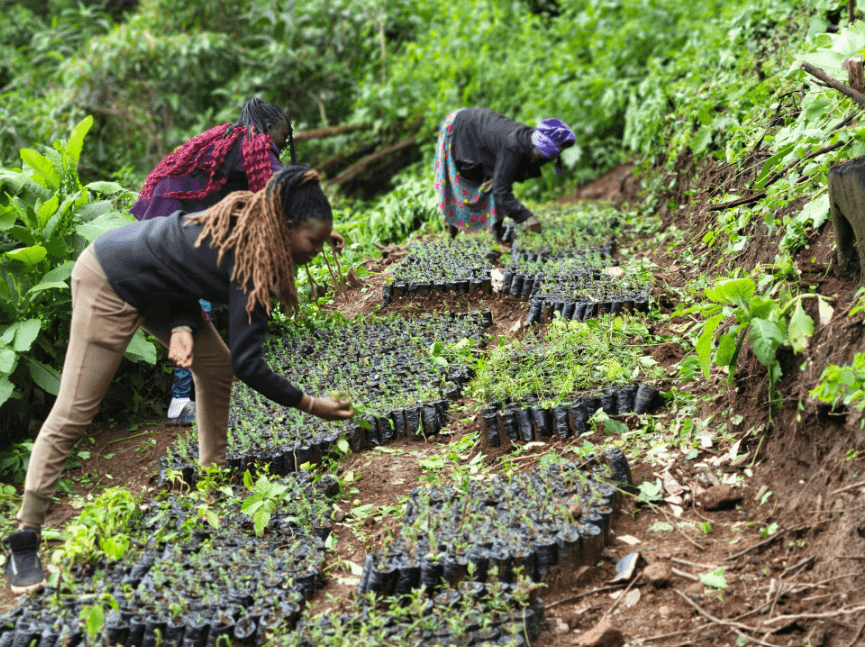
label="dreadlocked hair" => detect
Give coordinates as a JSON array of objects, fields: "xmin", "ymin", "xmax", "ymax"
[
  {"xmin": 185, "ymin": 166, "xmax": 332, "ymax": 322},
  {"xmin": 139, "ymin": 98, "xmax": 290, "ymax": 202}
]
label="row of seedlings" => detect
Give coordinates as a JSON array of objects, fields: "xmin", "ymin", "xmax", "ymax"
[
  {"xmin": 381, "ymin": 238, "xmax": 501, "ymax": 308},
  {"xmin": 502, "ymin": 205, "xmax": 650, "ymax": 324},
  {"xmin": 355, "ymin": 451, "xmax": 632, "ymax": 606},
  {"xmin": 470, "ymin": 317, "xmax": 663, "ymax": 446},
  {"xmin": 159, "ymin": 311, "xmax": 490, "ymax": 484},
  {"xmin": 0, "ymin": 472, "xmax": 337, "ymax": 647},
  {"xmin": 276, "ymin": 584, "xmax": 544, "ymax": 646}
]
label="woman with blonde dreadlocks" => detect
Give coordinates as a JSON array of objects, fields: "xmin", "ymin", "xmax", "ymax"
[
  {"xmin": 4, "ymin": 166, "xmax": 352, "ymax": 595},
  {"xmin": 131, "ymin": 97, "xmax": 343, "ymax": 426}
]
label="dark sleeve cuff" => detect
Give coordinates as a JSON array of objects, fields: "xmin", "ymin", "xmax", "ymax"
[{"xmin": 169, "ymin": 302, "xmax": 204, "ymax": 335}]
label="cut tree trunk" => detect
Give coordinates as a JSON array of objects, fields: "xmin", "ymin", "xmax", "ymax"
[
  {"xmin": 845, "ymin": 57, "xmax": 864, "ymax": 93},
  {"xmin": 828, "ymin": 156, "xmax": 865, "ymax": 278}
]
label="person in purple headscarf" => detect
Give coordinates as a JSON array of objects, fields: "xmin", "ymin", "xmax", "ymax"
[{"xmin": 433, "ymin": 107, "xmax": 575, "ymax": 242}]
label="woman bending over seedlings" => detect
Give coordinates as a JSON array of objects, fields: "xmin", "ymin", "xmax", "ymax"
[
  {"xmin": 434, "ymin": 107, "xmax": 576, "ymax": 243},
  {"xmin": 4, "ymin": 166, "xmax": 353, "ymax": 595},
  {"xmin": 131, "ymin": 97, "xmax": 345, "ymax": 426}
]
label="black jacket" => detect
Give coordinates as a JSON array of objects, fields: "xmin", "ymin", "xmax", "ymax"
[
  {"xmin": 93, "ymin": 211, "xmax": 303, "ymax": 408},
  {"xmin": 451, "ymin": 107, "xmax": 546, "ymax": 224}
]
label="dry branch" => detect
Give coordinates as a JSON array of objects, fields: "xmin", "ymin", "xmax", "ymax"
[
  {"xmin": 293, "ymin": 122, "xmax": 369, "ymax": 142},
  {"xmin": 764, "ymin": 605, "xmax": 865, "ymax": 625},
  {"xmin": 674, "ymin": 590, "xmax": 777, "ymax": 645},
  {"xmin": 327, "ymin": 137, "xmax": 418, "ymax": 187},
  {"xmin": 802, "ymin": 62, "xmax": 865, "ymax": 107}
]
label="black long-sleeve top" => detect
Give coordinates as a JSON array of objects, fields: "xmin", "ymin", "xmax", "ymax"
[
  {"xmin": 93, "ymin": 211, "xmax": 303, "ymax": 408},
  {"xmin": 451, "ymin": 107, "xmax": 546, "ymax": 224}
]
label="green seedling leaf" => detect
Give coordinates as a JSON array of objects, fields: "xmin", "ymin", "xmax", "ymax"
[
  {"xmin": 750, "ymin": 318, "xmax": 784, "ymax": 368},
  {"xmin": 699, "ymin": 521, "xmax": 712, "ymax": 534},
  {"xmin": 697, "ymin": 313, "xmax": 726, "ymax": 378},
  {"xmin": 699, "ymin": 568, "xmax": 728, "ymax": 589},
  {"xmin": 637, "ymin": 478, "xmax": 663, "ymax": 503},
  {"xmin": 647, "ymin": 521, "xmax": 674, "ymax": 532},
  {"xmin": 336, "ymin": 436, "xmax": 350, "ymax": 454},
  {"xmin": 705, "ymin": 277, "xmax": 755, "ymax": 308},
  {"xmin": 760, "ymin": 522, "xmax": 779, "ymax": 538},
  {"xmin": 84, "ymin": 604, "xmax": 105, "ymax": 640},
  {"xmin": 788, "ymin": 300, "xmax": 814, "ymax": 354}
]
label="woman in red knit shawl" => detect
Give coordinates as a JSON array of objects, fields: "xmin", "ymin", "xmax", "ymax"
[{"xmin": 130, "ymin": 98, "xmax": 344, "ymax": 425}]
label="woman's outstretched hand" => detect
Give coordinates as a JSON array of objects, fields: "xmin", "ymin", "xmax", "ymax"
[
  {"xmin": 329, "ymin": 231, "xmax": 346, "ymax": 254},
  {"xmin": 168, "ymin": 329, "xmax": 193, "ymax": 368},
  {"xmin": 300, "ymin": 394, "xmax": 353, "ymax": 421}
]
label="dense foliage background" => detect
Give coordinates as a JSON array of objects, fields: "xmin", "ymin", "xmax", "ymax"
[{"xmin": 0, "ymin": 0, "xmax": 858, "ymax": 444}]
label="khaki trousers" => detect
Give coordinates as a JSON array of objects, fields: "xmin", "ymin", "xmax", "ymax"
[{"xmin": 18, "ymin": 245, "xmax": 234, "ymax": 528}]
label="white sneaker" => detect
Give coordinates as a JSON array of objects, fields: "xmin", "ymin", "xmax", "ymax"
[{"xmin": 167, "ymin": 397, "xmax": 191, "ymax": 420}]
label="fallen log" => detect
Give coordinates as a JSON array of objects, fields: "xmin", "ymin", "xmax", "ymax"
[
  {"xmin": 293, "ymin": 122, "xmax": 369, "ymax": 142},
  {"xmin": 327, "ymin": 136, "xmax": 418, "ymax": 187}
]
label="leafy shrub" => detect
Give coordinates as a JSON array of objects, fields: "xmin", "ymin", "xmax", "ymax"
[{"xmin": 0, "ymin": 116, "xmax": 159, "ymax": 445}]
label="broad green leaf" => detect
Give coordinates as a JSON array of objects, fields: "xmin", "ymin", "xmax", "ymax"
[
  {"xmin": 788, "ymin": 300, "xmax": 814, "ymax": 353},
  {"xmin": 123, "ymin": 329, "xmax": 157, "ymax": 364},
  {"xmin": 41, "ymin": 260, "xmax": 76, "ymax": 284},
  {"xmin": 86, "ymin": 181, "xmax": 126, "ymax": 196},
  {"xmin": 36, "ymin": 192, "xmax": 59, "ymax": 228},
  {"xmin": 714, "ymin": 278, "xmax": 755, "ymax": 309},
  {"xmin": 26, "ymin": 281, "xmax": 69, "ymax": 297},
  {"xmin": 0, "ymin": 348, "xmax": 17, "ymax": 375},
  {"xmin": 0, "ymin": 376, "xmax": 14, "ymax": 407},
  {"xmin": 0, "ymin": 169, "xmax": 32, "ymax": 196},
  {"xmin": 691, "ymin": 127, "xmax": 713, "ymax": 155},
  {"xmin": 699, "ymin": 568, "xmax": 728, "ymax": 590},
  {"xmin": 750, "ymin": 318, "xmax": 784, "ymax": 367},
  {"xmin": 20, "ymin": 149, "xmax": 61, "ymax": 190},
  {"xmin": 748, "ymin": 294, "xmax": 777, "ymax": 320},
  {"xmin": 0, "ymin": 205, "xmax": 17, "ymax": 231},
  {"xmin": 6, "ymin": 245, "xmax": 47, "ymax": 266},
  {"xmin": 77, "ymin": 212, "xmax": 136, "ymax": 243},
  {"xmin": 697, "ymin": 313, "xmax": 726, "ymax": 378},
  {"xmin": 28, "ymin": 357, "xmax": 61, "ymax": 395},
  {"xmin": 74, "ymin": 200, "xmax": 112, "ymax": 222},
  {"xmin": 67, "ymin": 115, "xmax": 93, "ymax": 170},
  {"xmin": 12, "ymin": 319, "xmax": 41, "ymax": 353},
  {"xmin": 795, "ymin": 194, "xmax": 830, "ymax": 229},
  {"xmin": 243, "ymin": 470, "xmax": 254, "ymax": 489},
  {"xmin": 713, "ymin": 333, "xmax": 737, "ymax": 366}
]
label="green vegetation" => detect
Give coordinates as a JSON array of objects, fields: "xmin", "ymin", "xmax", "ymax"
[{"xmin": 469, "ymin": 316, "xmax": 661, "ymax": 406}]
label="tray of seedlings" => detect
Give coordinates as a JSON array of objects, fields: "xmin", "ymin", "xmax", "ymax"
[
  {"xmin": 274, "ymin": 581, "xmax": 545, "ymax": 646},
  {"xmin": 0, "ymin": 471, "xmax": 337, "ymax": 647},
  {"xmin": 356, "ymin": 449, "xmax": 633, "ymax": 602},
  {"xmin": 469, "ymin": 317, "xmax": 664, "ymax": 446},
  {"xmin": 507, "ymin": 203, "xmax": 620, "ymax": 264},
  {"xmin": 159, "ymin": 311, "xmax": 490, "ymax": 484},
  {"xmin": 382, "ymin": 238, "xmax": 501, "ymax": 307}
]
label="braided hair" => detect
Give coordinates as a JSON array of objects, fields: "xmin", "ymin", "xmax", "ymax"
[
  {"xmin": 184, "ymin": 166, "xmax": 332, "ymax": 321},
  {"xmin": 139, "ymin": 98, "xmax": 292, "ymax": 202}
]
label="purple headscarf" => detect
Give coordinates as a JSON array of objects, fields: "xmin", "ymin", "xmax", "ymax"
[{"xmin": 531, "ymin": 118, "xmax": 576, "ymax": 174}]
